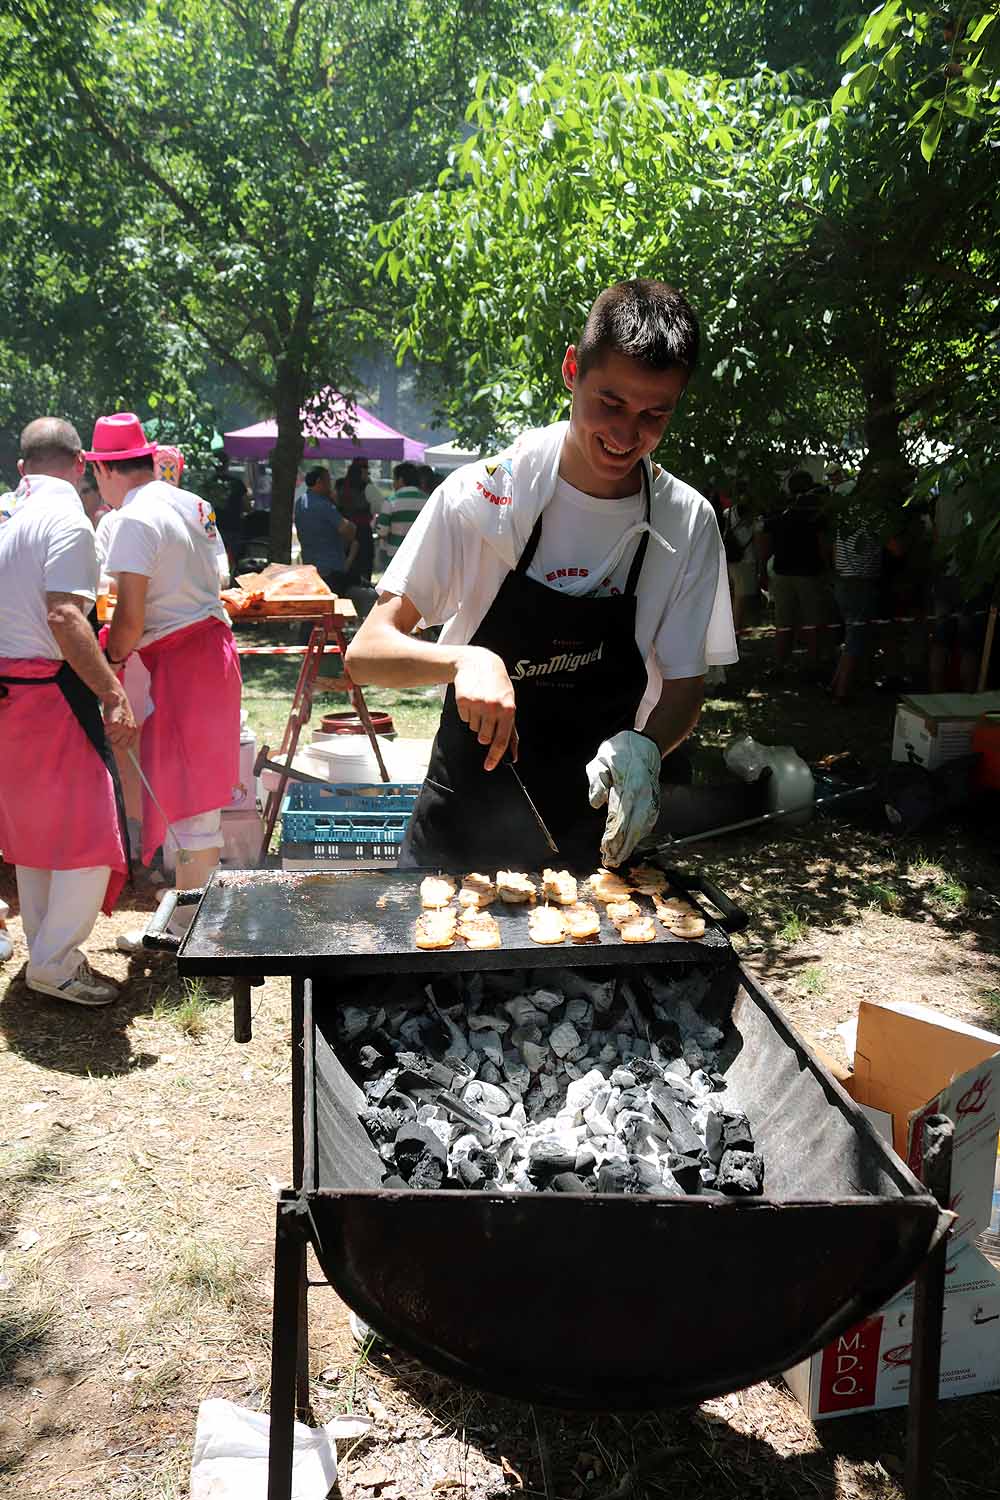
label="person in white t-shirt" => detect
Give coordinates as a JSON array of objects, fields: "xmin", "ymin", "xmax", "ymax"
[
  {"xmin": 87, "ymin": 413, "xmax": 243, "ymax": 950},
  {"xmin": 0, "ymin": 418, "xmax": 136, "ymax": 1006},
  {"xmin": 346, "ymin": 279, "xmax": 737, "ymax": 869}
]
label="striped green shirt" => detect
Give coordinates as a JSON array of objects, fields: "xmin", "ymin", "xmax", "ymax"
[{"xmin": 376, "ymin": 486, "xmax": 427, "ymax": 561}]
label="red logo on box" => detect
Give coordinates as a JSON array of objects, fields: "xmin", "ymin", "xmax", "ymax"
[{"xmin": 818, "ymin": 1317, "xmax": 884, "ymax": 1414}]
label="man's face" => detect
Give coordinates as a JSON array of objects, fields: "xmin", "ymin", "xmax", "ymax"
[
  {"xmin": 313, "ymin": 471, "xmax": 331, "ymax": 497},
  {"xmin": 562, "ymin": 347, "xmax": 688, "ymax": 492}
]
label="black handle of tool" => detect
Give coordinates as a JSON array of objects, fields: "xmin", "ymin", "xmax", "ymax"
[
  {"xmin": 658, "ymin": 865, "xmax": 749, "ymax": 933},
  {"xmin": 142, "ymin": 885, "xmax": 207, "ymax": 953}
]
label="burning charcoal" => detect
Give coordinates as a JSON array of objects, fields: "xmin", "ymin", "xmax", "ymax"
[
  {"xmin": 511, "ymin": 1023, "xmax": 543, "ymax": 1049},
  {"xmin": 463, "ymin": 1080, "xmax": 512, "ymax": 1116},
  {"xmin": 475, "ymin": 1029, "xmax": 504, "ymax": 1068},
  {"xmin": 502, "ymin": 1055, "xmax": 531, "ymax": 1095},
  {"xmin": 552, "ymin": 1173, "xmax": 590, "ymax": 1193},
  {"xmin": 550, "ymin": 1021, "xmax": 582, "ymax": 1059},
  {"xmin": 365, "ymin": 1068, "xmax": 400, "ymax": 1105},
  {"xmin": 410, "ymin": 1155, "xmax": 446, "ymax": 1190},
  {"xmin": 700, "ymin": 1162, "xmax": 718, "ymax": 1188},
  {"xmin": 565, "ymin": 997, "xmax": 593, "ymax": 1029},
  {"xmin": 707, "ymin": 1070, "xmax": 727, "ymax": 1091},
  {"xmin": 531, "ymin": 988, "xmax": 564, "ymax": 1013},
  {"xmin": 567, "ymin": 1041, "xmax": 592, "ymax": 1063},
  {"xmin": 565, "ymin": 1069, "xmax": 607, "ymax": 1114},
  {"xmin": 478, "ymin": 1060, "xmax": 502, "ymax": 1086},
  {"xmin": 478, "ymin": 1152, "xmax": 500, "ymax": 1181},
  {"xmin": 624, "ymin": 1057, "xmax": 658, "ymax": 1084},
  {"xmin": 527, "ymin": 1136, "xmax": 577, "ymax": 1186},
  {"xmin": 339, "ymin": 1005, "xmax": 375, "ymax": 1042},
  {"xmin": 629, "ymin": 1157, "xmax": 670, "ymax": 1195},
  {"xmin": 394, "ymin": 1123, "xmax": 448, "ymax": 1188},
  {"xmin": 468, "ymin": 1012, "xmax": 510, "ymax": 1033},
  {"xmin": 380, "ymin": 1091, "xmax": 418, "ymax": 1119},
  {"xmin": 648, "ymin": 1088, "xmax": 703, "ymax": 1155},
  {"xmin": 610, "ymin": 1067, "xmax": 637, "ymax": 1089},
  {"xmin": 505, "ymin": 996, "xmax": 546, "ymax": 1028},
  {"xmin": 437, "ymin": 1091, "xmax": 493, "ymax": 1140},
  {"xmin": 360, "ymin": 1107, "xmax": 401, "ymax": 1145},
  {"xmin": 521, "ymin": 1040, "xmax": 549, "ymax": 1073},
  {"xmin": 682, "ymin": 1040, "xmax": 706, "ymax": 1071},
  {"xmin": 664, "ymin": 1057, "xmax": 691, "ymax": 1079},
  {"xmin": 667, "ymin": 1152, "xmax": 702, "ymax": 1194},
  {"xmin": 456, "ymin": 1157, "xmax": 487, "ymax": 1190},
  {"xmin": 509, "ymin": 1100, "xmax": 527, "ymax": 1127},
  {"xmin": 717, "ymin": 1149, "xmax": 764, "ymax": 1196},
  {"xmin": 583, "ymin": 1102, "xmax": 614, "ymax": 1137},
  {"xmin": 394, "ymin": 1069, "xmax": 444, "ymax": 1104},
  {"xmin": 597, "ymin": 1161, "xmax": 636, "ymax": 1194},
  {"xmin": 563, "ymin": 1060, "xmax": 583, "ymax": 1080},
  {"xmin": 598, "ymin": 1043, "xmax": 618, "ymax": 1064},
  {"xmin": 660, "ymin": 1074, "xmax": 697, "ymax": 1103},
  {"xmin": 538, "ymin": 1072, "xmax": 559, "ymax": 1100},
  {"xmin": 356, "ymin": 1044, "xmax": 384, "ymax": 1073},
  {"xmin": 575, "ymin": 1144, "xmax": 598, "ymax": 1175},
  {"xmin": 720, "ymin": 1111, "xmax": 754, "ymax": 1155}
]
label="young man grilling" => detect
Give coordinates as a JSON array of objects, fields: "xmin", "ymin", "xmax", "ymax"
[{"xmin": 346, "ymin": 279, "xmax": 737, "ymax": 869}]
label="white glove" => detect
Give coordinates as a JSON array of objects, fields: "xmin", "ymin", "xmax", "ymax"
[{"xmin": 586, "ymin": 731, "xmax": 661, "ymax": 867}]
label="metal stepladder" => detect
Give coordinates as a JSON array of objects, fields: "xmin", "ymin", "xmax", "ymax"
[{"xmin": 256, "ymin": 602, "xmax": 390, "ymax": 863}]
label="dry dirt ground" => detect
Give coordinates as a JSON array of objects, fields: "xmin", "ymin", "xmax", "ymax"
[{"xmin": 2, "ymin": 667, "xmax": 1000, "ymax": 1498}]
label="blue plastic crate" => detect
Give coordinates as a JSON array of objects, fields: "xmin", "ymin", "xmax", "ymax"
[
  {"xmin": 281, "ymin": 794, "xmax": 412, "ymax": 844},
  {"xmin": 284, "ymin": 780, "xmax": 422, "ymax": 816}
]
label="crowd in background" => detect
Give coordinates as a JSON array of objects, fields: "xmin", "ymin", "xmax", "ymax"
[{"xmin": 712, "ymin": 467, "xmax": 992, "ymax": 701}]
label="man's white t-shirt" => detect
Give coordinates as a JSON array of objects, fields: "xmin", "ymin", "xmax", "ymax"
[
  {"xmin": 379, "ymin": 438, "xmax": 738, "ymax": 729},
  {"xmin": 103, "ymin": 480, "xmax": 228, "ymax": 647},
  {"xmin": 0, "ymin": 475, "xmax": 99, "ymax": 659}
]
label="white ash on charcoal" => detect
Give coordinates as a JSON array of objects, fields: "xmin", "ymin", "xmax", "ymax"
[{"xmin": 338, "ymin": 966, "xmax": 764, "ymax": 1198}]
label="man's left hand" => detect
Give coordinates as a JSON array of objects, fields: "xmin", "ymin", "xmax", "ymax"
[{"xmin": 586, "ymin": 731, "xmax": 661, "ymax": 867}]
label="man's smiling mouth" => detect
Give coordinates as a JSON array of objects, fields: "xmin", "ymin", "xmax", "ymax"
[{"xmin": 597, "ymin": 436, "xmax": 634, "ymax": 458}]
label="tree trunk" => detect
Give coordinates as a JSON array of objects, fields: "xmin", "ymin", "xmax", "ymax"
[
  {"xmin": 857, "ymin": 356, "xmax": 907, "ymax": 508},
  {"xmin": 269, "ymin": 364, "xmax": 306, "ymax": 564}
]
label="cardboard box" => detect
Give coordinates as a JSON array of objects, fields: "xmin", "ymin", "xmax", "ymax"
[
  {"xmin": 785, "ymin": 1241, "xmax": 1000, "ymax": 1419},
  {"xmin": 785, "ymin": 1001, "xmax": 1000, "ymax": 1419},
  {"xmin": 891, "ymin": 692, "xmax": 1000, "ymax": 770},
  {"xmin": 220, "ymin": 808, "xmax": 264, "ymax": 867}
]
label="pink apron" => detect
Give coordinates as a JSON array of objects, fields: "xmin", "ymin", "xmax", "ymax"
[
  {"xmin": 0, "ymin": 657, "xmax": 127, "ymax": 913},
  {"xmin": 136, "ymin": 617, "xmax": 242, "ymax": 865}
]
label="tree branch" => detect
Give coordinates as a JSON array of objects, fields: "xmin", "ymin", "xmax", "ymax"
[{"xmin": 184, "ymin": 311, "xmax": 273, "ymax": 400}]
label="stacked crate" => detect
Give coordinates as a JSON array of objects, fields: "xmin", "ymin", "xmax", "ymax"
[{"xmin": 281, "ymin": 781, "xmax": 421, "ymax": 868}]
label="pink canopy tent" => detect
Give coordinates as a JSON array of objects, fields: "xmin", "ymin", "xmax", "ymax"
[{"xmin": 223, "ymin": 392, "xmax": 425, "ymax": 462}]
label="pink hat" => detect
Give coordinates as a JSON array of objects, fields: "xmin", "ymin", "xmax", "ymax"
[{"xmin": 83, "ymin": 412, "xmax": 157, "ymax": 462}]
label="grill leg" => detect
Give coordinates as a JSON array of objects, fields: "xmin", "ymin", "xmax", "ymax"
[
  {"xmin": 290, "ymin": 975, "xmax": 311, "ymax": 1415},
  {"xmin": 268, "ymin": 1192, "xmax": 309, "ymax": 1500},
  {"xmin": 904, "ymin": 1115, "xmax": 954, "ymax": 1500}
]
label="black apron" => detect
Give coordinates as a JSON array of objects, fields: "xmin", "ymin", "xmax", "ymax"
[
  {"xmin": 0, "ymin": 663, "xmax": 132, "ymax": 876},
  {"xmin": 400, "ymin": 466, "xmax": 652, "ymax": 871}
]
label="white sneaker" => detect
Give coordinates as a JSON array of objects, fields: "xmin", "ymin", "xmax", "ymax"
[
  {"xmin": 116, "ymin": 927, "xmax": 147, "ymax": 954},
  {"xmin": 27, "ymin": 960, "xmax": 118, "ymax": 1007},
  {"xmin": 349, "ymin": 1310, "xmax": 382, "ymax": 1348}
]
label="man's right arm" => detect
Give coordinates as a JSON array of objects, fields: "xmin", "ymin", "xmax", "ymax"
[
  {"xmin": 46, "ymin": 593, "xmax": 138, "ymax": 748},
  {"xmin": 346, "ymin": 594, "xmax": 516, "ymax": 769}
]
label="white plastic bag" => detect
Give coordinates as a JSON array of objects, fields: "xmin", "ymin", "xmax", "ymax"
[{"xmin": 190, "ymin": 1398, "xmax": 370, "ymax": 1500}]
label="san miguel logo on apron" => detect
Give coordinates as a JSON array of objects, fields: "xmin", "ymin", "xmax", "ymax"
[{"xmin": 511, "ymin": 642, "xmax": 606, "ymax": 679}]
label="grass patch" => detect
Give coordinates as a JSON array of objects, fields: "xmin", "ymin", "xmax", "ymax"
[
  {"xmin": 0, "ymin": 1291, "xmax": 58, "ymax": 1380},
  {"xmin": 776, "ymin": 907, "xmax": 808, "ymax": 944},
  {"xmin": 799, "ymin": 964, "xmax": 826, "ymax": 995},
  {"xmin": 861, "ymin": 878, "xmax": 903, "ymax": 913},
  {"xmin": 170, "ymin": 1238, "xmax": 247, "ymax": 1311},
  {"xmin": 930, "ymin": 876, "xmax": 968, "ymax": 910},
  {"xmin": 152, "ymin": 979, "xmax": 213, "ymax": 1039},
  {"xmin": 980, "ymin": 989, "xmax": 1000, "ymax": 1021}
]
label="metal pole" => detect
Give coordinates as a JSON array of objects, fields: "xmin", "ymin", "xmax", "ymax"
[
  {"xmin": 267, "ymin": 1193, "xmax": 308, "ymax": 1500},
  {"xmin": 289, "ymin": 975, "xmax": 312, "ymax": 1417},
  {"xmin": 905, "ymin": 1113, "xmax": 954, "ymax": 1500}
]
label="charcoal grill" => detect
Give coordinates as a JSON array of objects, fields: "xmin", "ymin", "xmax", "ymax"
[{"xmin": 169, "ymin": 865, "xmax": 953, "ymax": 1500}]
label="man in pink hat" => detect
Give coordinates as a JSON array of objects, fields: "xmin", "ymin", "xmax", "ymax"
[
  {"xmin": 0, "ymin": 417, "xmax": 136, "ymax": 1006},
  {"xmin": 88, "ymin": 412, "xmax": 243, "ymax": 947}
]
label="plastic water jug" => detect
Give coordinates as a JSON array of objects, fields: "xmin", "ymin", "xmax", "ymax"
[{"xmin": 724, "ymin": 735, "xmax": 814, "ymax": 825}]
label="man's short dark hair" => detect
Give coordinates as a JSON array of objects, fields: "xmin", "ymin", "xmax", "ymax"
[
  {"xmin": 305, "ymin": 466, "xmax": 328, "ymax": 488},
  {"xmin": 576, "ymin": 279, "xmax": 700, "ymax": 378},
  {"xmin": 19, "ymin": 417, "xmax": 82, "ymax": 466},
  {"xmin": 395, "ymin": 462, "xmax": 420, "ymax": 487},
  {"xmin": 416, "ymin": 465, "xmax": 438, "ymax": 494},
  {"xmin": 100, "ymin": 455, "xmax": 155, "ymax": 477}
]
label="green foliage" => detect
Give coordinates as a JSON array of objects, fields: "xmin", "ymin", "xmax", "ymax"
[
  {"xmin": 378, "ymin": 2, "xmax": 1000, "ymax": 583},
  {"xmin": 834, "ymin": 5, "xmax": 1000, "ymax": 153}
]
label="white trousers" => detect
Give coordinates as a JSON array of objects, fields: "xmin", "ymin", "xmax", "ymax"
[
  {"xmin": 169, "ymin": 807, "xmax": 224, "ymax": 851},
  {"xmin": 16, "ymin": 865, "xmax": 111, "ymax": 986}
]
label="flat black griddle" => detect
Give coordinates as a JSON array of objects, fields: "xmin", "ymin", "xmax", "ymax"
[{"xmin": 177, "ymin": 865, "xmax": 743, "ymax": 977}]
